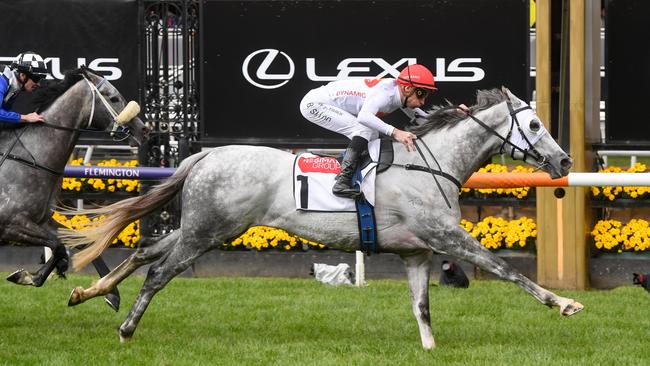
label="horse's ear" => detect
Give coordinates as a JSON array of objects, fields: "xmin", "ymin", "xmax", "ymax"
[
  {"xmin": 501, "ymin": 86, "xmax": 523, "ymax": 107},
  {"xmin": 501, "ymin": 86, "xmax": 511, "ymax": 100}
]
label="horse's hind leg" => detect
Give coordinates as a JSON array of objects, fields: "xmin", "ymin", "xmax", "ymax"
[
  {"xmin": 69, "ymin": 231, "xmax": 179, "ymax": 307},
  {"xmin": 401, "ymin": 251, "xmax": 435, "ymax": 349},
  {"xmin": 427, "ymin": 226, "xmax": 583, "ymax": 316},
  {"xmin": 118, "ymin": 236, "xmax": 210, "ymax": 342}
]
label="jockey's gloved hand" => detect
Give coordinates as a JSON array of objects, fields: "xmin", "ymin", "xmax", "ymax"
[{"xmin": 392, "ymin": 128, "xmax": 417, "ymax": 152}]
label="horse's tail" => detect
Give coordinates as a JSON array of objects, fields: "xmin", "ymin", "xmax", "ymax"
[{"xmin": 63, "ymin": 150, "xmax": 212, "ymax": 270}]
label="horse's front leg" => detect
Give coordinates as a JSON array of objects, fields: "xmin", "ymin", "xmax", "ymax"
[
  {"xmin": 401, "ymin": 250, "xmax": 435, "ymax": 349},
  {"xmin": 3, "ymin": 215, "xmax": 68, "ymax": 287},
  {"xmin": 427, "ymin": 225, "xmax": 583, "ymax": 316}
]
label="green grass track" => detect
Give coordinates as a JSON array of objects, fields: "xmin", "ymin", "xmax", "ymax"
[{"xmin": 1, "ymin": 274, "xmax": 649, "ymax": 366}]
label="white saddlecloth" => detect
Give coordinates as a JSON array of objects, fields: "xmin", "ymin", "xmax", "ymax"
[{"xmin": 293, "ymin": 139, "xmax": 380, "ymax": 211}]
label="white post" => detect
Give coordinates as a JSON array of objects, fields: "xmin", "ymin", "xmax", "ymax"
[
  {"xmin": 355, "ymin": 250, "xmax": 366, "ymax": 287},
  {"xmin": 77, "ymin": 146, "xmax": 95, "ymax": 210}
]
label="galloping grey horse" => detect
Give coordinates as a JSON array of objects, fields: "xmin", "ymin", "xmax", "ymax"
[
  {"xmin": 0, "ymin": 67, "xmax": 147, "ymax": 296},
  {"xmin": 65, "ymin": 87, "xmax": 582, "ymax": 348}
]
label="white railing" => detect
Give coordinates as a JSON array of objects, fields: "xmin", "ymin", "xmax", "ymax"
[{"xmin": 597, "ymin": 150, "xmax": 650, "ymax": 168}]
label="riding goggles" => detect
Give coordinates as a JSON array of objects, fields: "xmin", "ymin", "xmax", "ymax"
[
  {"xmin": 28, "ymin": 74, "xmax": 45, "ymax": 83},
  {"xmin": 414, "ymin": 88, "xmax": 431, "ymax": 99}
]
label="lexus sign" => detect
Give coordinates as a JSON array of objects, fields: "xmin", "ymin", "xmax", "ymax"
[
  {"xmin": 242, "ymin": 49, "xmax": 487, "ymax": 89},
  {"xmin": 204, "ymin": 0, "xmax": 528, "ymax": 145}
]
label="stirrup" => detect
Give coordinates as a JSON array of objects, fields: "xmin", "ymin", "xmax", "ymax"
[{"xmin": 332, "ymin": 185, "xmax": 361, "ymax": 199}]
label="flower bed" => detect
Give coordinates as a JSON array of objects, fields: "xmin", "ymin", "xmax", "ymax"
[
  {"xmin": 460, "ymin": 216, "xmax": 537, "ymax": 251},
  {"xmin": 223, "ymin": 226, "xmax": 327, "ymax": 251},
  {"xmin": 591, "ymin": 219, "xmax": 650, "ymax": 253}
]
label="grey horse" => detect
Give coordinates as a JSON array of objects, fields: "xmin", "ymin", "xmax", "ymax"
[
  {"xmin": 65, "ymin": 87, "xmax": 582, "ymax": 348},
  {"xmin": 0, "ymin": 67, "xmax": 147, "ymax": 298}
]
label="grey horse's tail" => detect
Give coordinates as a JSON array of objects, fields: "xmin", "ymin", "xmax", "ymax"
[{"xmin": 63, "ymin": 150, "xmax": 212, "ymax": 270}]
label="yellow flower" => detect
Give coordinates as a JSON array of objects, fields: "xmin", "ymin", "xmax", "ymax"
[{"xmin": 224, "ymin": 226, "xmax": 328, "ymax": 251}]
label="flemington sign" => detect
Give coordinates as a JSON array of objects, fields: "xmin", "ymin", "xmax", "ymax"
[{"xmin": 64, "ymin": 166, "xmax": 175, "ymax": 180}]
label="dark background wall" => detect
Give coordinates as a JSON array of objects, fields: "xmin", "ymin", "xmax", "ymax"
[
  {"xmin": 202, "ymin": 0, "xmax": 529, "ymax": 145},
  {"xmin": 0, "ymin": 0, "xmax": 139, "ymax": 110}
]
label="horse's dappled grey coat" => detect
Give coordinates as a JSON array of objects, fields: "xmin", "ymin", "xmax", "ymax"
[{"xmin": 64, "ymin": 87, "xmax": 582, "ymax": 348}]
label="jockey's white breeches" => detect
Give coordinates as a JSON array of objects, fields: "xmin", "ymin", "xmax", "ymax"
[{"xmin": 299, "ymin": 90, "xmax": 378, "ymax": 141}]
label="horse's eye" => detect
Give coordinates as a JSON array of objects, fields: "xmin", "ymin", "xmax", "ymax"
[
  {"xmin": 110, "ymin": 96, "xmax": 120, "ymax": 103},
  {"xmin": 529, "ymin": 119, "xmax": 541, "ymax": 133}
]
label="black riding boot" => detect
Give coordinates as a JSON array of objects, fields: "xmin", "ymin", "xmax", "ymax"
[{"xmin": 332, "ymin": 136, "xmax": 368, "ymax": 198}]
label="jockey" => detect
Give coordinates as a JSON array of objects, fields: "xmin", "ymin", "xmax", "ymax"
[
  {"xmin": 0, "ymin": 51, "xmax": 48, "ymax": 124},
  {"xmin": 299, "ymin": 64, "xmax": 437, "ymax": 198}
]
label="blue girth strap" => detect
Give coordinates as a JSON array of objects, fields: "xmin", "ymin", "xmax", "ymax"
[{"xmin": 353, "ymin": 168, "xmax": 378, "ymax": 255}]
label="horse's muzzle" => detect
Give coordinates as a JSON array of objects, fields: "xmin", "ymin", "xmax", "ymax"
[{"xmin": 560, "ymin": 156, "xmax": 573, "ymax": 176}]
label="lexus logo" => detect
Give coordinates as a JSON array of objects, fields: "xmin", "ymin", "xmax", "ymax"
[
  {"xmin": 242, "ymin": 49, "xmax": 295, "ymax": 89},
  {"xmin": 242, "ymin": 48, "xmax": 485, "ymax": 89}
]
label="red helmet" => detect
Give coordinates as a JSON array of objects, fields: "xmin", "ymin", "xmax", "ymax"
[{"xmin": 396, "ymin": 64, "xmax": 437, "ymax": 91}]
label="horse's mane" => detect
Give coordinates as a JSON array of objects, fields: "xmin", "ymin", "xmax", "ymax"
[
  {"xmin": 32, "ymin": 67, "xmax": 99, "ymax": 113},
  {"xmin": 407, "ymin": 88, "xmax": 507, "ymax": 137}
]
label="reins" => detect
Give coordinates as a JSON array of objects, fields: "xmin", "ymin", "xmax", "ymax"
[
  {"xmin": 413, "ymin": 140, "xmax": 453, "ymax": 208},
  {"xmin": 0, "ymin": 127, "xmax": 28, "ymax": 172},
  {"xmin": 372, "ymin": 139, "xmax": 459, "ymax": 210}
]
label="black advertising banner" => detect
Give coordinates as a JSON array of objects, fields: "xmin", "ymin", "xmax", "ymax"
[
  {"xmin": 203, "ymin": 0, "xmax": 528, "ymax": 145},
  {"xmin": 605, "ymin": 0, "xmax": 650, "ymax": 145},
  {"xmin": 0, "ymin": 0, "xmax": 139, "ymax": 109}
]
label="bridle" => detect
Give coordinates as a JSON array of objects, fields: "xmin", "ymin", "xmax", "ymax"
[
  {"xmin": 0, "ymin": 74, "xmax": 140, "ymax": 175},
  {"xmin": 377, "ymin": 98, "xmax": 551, "ymax": 209},
  {"xmin": 464, "ymin": 101, "xmax": 549, "ymax": 170},
  {"xmin": 40, "ymin": 75, "xmax": 135, "ymax": 139}
]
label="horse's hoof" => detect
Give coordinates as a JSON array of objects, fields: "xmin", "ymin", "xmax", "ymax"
[
  {"xmin": 68, "ymin": 287, "xmax": 84, "ymax": 306},
  {"xmin": 561, "ymin": 301, "xmax": 584, "ymax": 316},
  {"xmin": 105, "ymin": 294, "xmax": 120, "ymax": 312},
  {"xmin": 6, "ymin": 269, "xmax": 23, "ymax": 283},
  {"xmin": 422, "ymin": 339, "xmax": 436, "ymax": 350},
  {"xmin": 6, "ymin": 269, "xmax": 34, "ymax": 286},
  {"xmin": 118, "ymin": 328, "xmax": 132, "ymax": 343}
]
